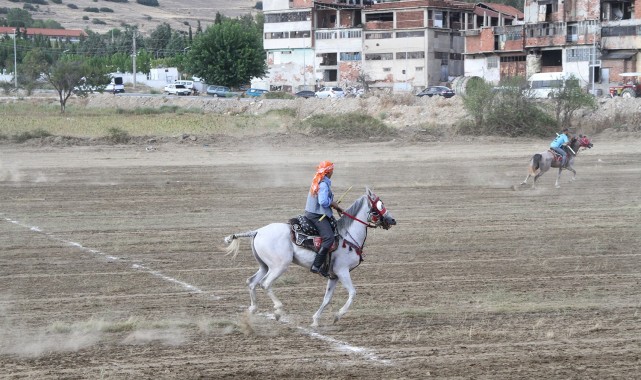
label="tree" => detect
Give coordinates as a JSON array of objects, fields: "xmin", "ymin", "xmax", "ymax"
[
  {"xmin": 6, "ymin": 9, "xmax": 33, "ymax": 27},
  {"xmin": 147, "ymin": 22, "xmax": 172, "ymax": 58},
  {"xmin": 45, "ymin": 60, "xmax": 96, "ymax": 113},
  {"xmin": 19, "ymin": 48, "xmax": 52, "ymax": 95},
  {"xmin": 551, "ymin": 76, "xmax": 597, "ymax": 129},
  {"xmin": 187, "ymin": 19, "xmax": 266, "ymax": 88}
]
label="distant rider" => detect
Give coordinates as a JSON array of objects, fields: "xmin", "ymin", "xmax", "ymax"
[
  {"xmin": 304, "ymin": 161, "xmax": 343, "ymax": 277},
  {"xmin": 550, "ymin": 128, "xmax": 571, "ymax": 167}
]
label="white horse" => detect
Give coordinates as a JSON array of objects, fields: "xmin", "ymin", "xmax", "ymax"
[
  {"xmin": 223, "ymin": 187, "xmax": 396, "ymax": 327},
  {"xmin": 522, "ymin": 135, "xmax": 593, "ymax": 189}
]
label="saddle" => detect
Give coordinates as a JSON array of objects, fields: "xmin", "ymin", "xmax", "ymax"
[
  {"xmin": 548, "ymin": 149, "xmax": 563, "ymax": 162},
  {"xmin": 289, "ymin": 215, "xmax": 339, "ymax": 253}
]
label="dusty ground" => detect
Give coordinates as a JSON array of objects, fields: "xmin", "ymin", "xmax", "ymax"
[{"xmin": 1, "ymin": 132, "xmax": 640, "ymax": 379}]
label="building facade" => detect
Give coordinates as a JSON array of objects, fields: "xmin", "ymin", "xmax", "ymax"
[
  {"xmin": 263, "ymin": 0, "xmax": 640, "ymax": 92},
  {"xmin": 262, "ymin": 0, "xmax": 478, "ymax": 92}
]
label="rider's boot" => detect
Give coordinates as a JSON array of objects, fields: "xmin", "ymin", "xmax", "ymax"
[{"xmin": 310, "ymin": 247, "xmax": 329, "ymax": 278}]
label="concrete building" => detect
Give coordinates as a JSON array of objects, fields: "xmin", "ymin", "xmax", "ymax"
[{"xmin": 262, "ymin": 0, "xmax": 477, "ymax": 93}]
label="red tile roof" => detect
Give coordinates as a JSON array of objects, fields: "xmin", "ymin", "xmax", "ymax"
[{"xmin": 0, "ymin": 27, "xmax": 87, "ymax": 38}]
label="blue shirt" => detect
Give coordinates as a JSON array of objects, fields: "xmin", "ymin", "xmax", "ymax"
[
  {"xmin": 550, "ymin": 134, "xmax": 569, "ymax": 149},
  {"xmin": 304, "ymin": 177, "xmax": 334, "ymax": 217}
]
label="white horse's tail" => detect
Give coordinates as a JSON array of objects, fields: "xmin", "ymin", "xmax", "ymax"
[{"xmin": 223, "ymin": 230, "xmax": 257, "ymax": 259}]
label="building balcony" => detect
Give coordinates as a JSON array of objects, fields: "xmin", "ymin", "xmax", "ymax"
[{"xmin": 601, "ymin": 20, "xmax": 641, "ymax": 50}]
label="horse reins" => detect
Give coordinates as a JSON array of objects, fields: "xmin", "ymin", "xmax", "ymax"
[{"xmin": 340, "ymin": 210, "xmax": 376, "ymax": 228}]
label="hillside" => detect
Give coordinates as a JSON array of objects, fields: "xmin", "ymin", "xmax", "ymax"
[{"xmin": 0, "ymin": 0, "xmax": 258, "ymax": 35}]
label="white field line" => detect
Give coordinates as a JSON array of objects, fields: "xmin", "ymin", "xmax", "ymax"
[
  {"xmin": 2, "ymin": 216, "xmax": 391, "ymax": 365},
  {"xmin": 260, "ymin": 313, "xmax": 392, "ymax": 365}
]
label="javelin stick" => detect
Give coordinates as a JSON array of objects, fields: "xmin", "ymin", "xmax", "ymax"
[{"xmin": 319, "ymin": 185, "xmax": 353, "ymax": 221}]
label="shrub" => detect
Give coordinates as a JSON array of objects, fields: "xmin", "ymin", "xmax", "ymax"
[
  {"xmin": 67, "ymin": 3, "xmax": 78, "ymax": 9},
  {"xmin": 51, "ymin": 0, "xmax": 62, "ymax": 3},
  {"xmin": 83, "ymin": 7, "xmax": 100, "ymax": 12},
  {"xmin": 301, "ymin": 112, "xmax": 397, "ymax": 139},
  {"xmin": 0, "ymin": 81, "xmax": 14, "ymax": 95},
  {"xmin": 82, "ymin": 15, "xmax": 89, "ymax": 20},
  {"xmin": 104, "ymin": 0, "xmax": 128, "ymax": 2},
  {"xmin": 99, "ymin": 7, "xmax": 114, "ymax": 12},
  {"xmin": 460, "ymin": 76, "xmax": 556, "ymax": 137},
  {"xmin": 105, "ymin": 127, "xmax": 130, "ymax": 144},
  {"xmin": 23, "ymin": 4, "xmax": 38, "ymax": 11},
  {"xmin": 24, "ymin": 0, "xmax": 49, "ymax": 4},
  {"xmin": 136, "ymin": 0, "xmax": 159, "ymax": 6},
  {"xmin": 92, "ymin": 18, "xmax": 106, "ymax": 24}
]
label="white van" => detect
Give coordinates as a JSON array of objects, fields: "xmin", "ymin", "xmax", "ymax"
[{"xmin": 527, "ymin": 72, "xmax": 577, "ymax": 98}]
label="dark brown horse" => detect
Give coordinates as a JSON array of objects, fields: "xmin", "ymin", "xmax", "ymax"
[{"xmin": 522, "ymin": 135, "xmax": 593, "ymax": 188}]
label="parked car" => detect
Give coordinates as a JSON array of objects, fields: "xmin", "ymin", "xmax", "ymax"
[
  {"xmin": 295, "ymin": 90, "xmax": 316, "ymax": 98},
  {"xmin": 315, "ymin": 86, "xmax": 345, "ymax": 98},
  {"xmin": 174, "ymin": 80, "xmax": 197, "ymax": 95},
  {"xmin": 206, "ymin": 85, "xmax": 232, "ymax": 97},
  {"xmin": 245, "ymin": 88, "xmax": 269, "ymax": 97},
  {"xmin": 164, "ymin": 84, "xmax": 191, "ymax": 96},
  {"xmin": 417, "ymin": 86, "xmax": 455, "ymax": 98}
]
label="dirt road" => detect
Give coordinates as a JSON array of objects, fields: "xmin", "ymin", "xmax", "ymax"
[{"xmin": 1, "ymin": 134, "xmax": 640, "ymax": 378}]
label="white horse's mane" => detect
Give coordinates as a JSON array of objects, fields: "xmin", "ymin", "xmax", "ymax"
[{"xmin": 337, "ymin": 195, "xmax": 366, "ymax": 232}]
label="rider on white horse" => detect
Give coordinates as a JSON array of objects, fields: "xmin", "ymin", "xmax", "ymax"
[
  {"xmin": 304, "ymin": 161, "xmax": 344, "ymax": 277},
  {"xmin": 550, "ymin": 128, "xmax": 571, "ymax": 167}
]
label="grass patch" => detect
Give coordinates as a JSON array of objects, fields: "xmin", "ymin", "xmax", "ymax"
[
  {"xmin": 0, "ymin": 103, "xmax": 283, "ymax": 138},
  {"xmin": 12, "ymin": 128, "xmax": 52, "ymax": 143},
  {"xmin": 266, "ymin": 108, "xmax": 297, "ymax": 118},
  {"xmin": 264, "ymin": 91, "xmax": 295, "ymax": 99},
  {"xmin": 300, "ymin": 112, "xmax": 397, "ymax": 139}
]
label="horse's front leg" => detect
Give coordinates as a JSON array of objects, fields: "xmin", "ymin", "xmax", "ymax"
[
  {"xmin": 566, "ymin": 165, "xmax": 577, "ymax": 182},
  {"xmin": 312, "ymin": 278, "xmax": 339, "ymax": 328},
  {"xmin": 333, "ymin": 269, "xmax": 356, "ymax": 325}
]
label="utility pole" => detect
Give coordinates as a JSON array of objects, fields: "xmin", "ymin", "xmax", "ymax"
[
  {"xmin": 13, "ymin": 28, "xmax": 18, "ymax": 91},
  {"xmin": 132, "ymin": 31, "xmax": 137, "ymax": 89}
]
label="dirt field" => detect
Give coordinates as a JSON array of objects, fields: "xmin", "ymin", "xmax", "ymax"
[{"xmin": 1, "ymin": 133, "xmax": 640, "ymax": 379}]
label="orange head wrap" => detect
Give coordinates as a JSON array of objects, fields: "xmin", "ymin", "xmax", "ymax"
[{"xmin": 310, "ymin": 161, "xmax": 334, "ymax": 195}]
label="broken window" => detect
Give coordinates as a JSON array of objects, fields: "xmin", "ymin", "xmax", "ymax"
[
  {"xmin": 365, "ymin": 12, "xmax": 393, "ymax": 22},
  {"xmin": 317, "ymin": 53, "xmax": 338, "ymax": 66},
  {"xmin": 602, "ymin": 0, "xmax": 633, "ymax": 21},
  {"xmin": 566, "ymin": 24, "xmax": 578, "ymax": 43}
]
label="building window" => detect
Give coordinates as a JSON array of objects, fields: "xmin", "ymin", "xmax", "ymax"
[
  {"xmin": 383, "ymin": 67, "xmax": 391, "ymax": 72},
  {"xmin": 291, "ymin": 30, "xmax": 311, "ymax": 38},
  {"xmin": 487, "ymin": 56, "xmax": 498, "ymax": 68},
  {"xmin": 316, "ymin": 31, "xmax": 337, "ymax": 40},
  {"xmin": 365, "ymin": 53, "xmax": 394, "ymax": 60},
  {"xmin": 396, "ymin": 51, "xmax": 425, "ymax": 59},
  {"xmin": 340, "ymin": 30, "xmax": 362, "ymax": 39},
  {"xmin": 416, "ymin": 66, "xmax": 424, "ymax": 71},
  {"xmin": 365, "ymin": 32, "xmax": 393, "ymax": 39},
  {"xmin": 265, "ymin": 32, "xmax": 289, "ymax": 39},
  {"xmin": 566, "ymin": 48, "xmax": 590, "ymax": 62},
  {"xmin": 265, "ymin": 11, "xmax": 311, "ymax": 23},
  {"xmin": 340, "ymin": 52, "xmax": 362, "ymax": 61},
  {"xmin": 396, "ymin": 31, "xmax": 425, "ymax": 38}
]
